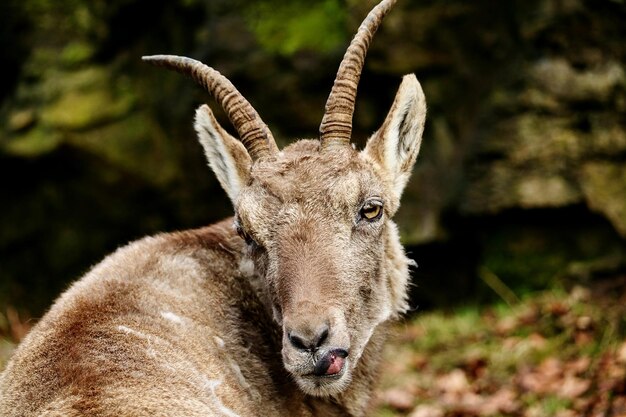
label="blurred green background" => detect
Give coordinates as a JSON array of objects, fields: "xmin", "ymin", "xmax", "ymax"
[{"xmin": 1, "ymin": 0, "xmax": 625, "ymax": 321}]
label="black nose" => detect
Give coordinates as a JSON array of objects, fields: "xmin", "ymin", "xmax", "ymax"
[{"xmin": 288, "ymin": 325, "xmax": 329, "ymax": 351}]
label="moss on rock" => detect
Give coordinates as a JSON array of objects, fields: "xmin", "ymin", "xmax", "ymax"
[
  {"xmin": 41, "ymin": 85, "xmax": 135, "ymax": 131},
  {"xmin": 2, "ymin": 127, "xmax": 62, "ymax": 158},
  {"xmin": 64, "ymin": 112, "xmax": 178, "ymax": 186},
  {"xmin": 530, "ymin": 58, "xmax": 625, "ymax": 104},
  {"xmin": 580, "ymin": 162, "xmax": 626, "ymax": 237},
  {"xmin": 60, "ymin": 41, "xmax": 95, "ymax": 68},
  {"xmin": 246, "ymin": 0, "xmax": 347, "ymax": 56}
]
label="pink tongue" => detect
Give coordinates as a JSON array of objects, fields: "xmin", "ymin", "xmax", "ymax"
[{"xmin": 325, "ymin": 353, "xmax": 344, "ymax": 375}]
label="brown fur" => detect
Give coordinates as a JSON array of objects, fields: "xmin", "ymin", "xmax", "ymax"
[{"xmin": 0, "ymin": 1, "xmax": 427, "ymax": 414}]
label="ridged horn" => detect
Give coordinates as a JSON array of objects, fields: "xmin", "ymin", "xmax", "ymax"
[
  {"xmin": 319, "ymin": 0, "xmax": 398, "ymax": 149},
  {"xmin": 142, "ymin": 55, "xmax": 278, "ymax": 160}
]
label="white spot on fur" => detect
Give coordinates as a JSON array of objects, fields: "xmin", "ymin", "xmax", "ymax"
[
  {"xmin": 228, "ymin": 360, "xmax": 257, "ymax": 399},
  {"xmin": 161, "ymin": 311, "xmax": 184, "ymax": 325},
  {"xmin": 117, "ymin": 325, "xmax": 158, "ymax": 358},
  {"xmin": 117, "ymin": 324, "xmax": 242, "ymax": 415},
  {"xmin": 117, "ymin": 325, "xmax": 145, "ymax": 338},
  {"xmin": 212, "ymin": 336, "xmax": 257, "ymax": 399},
  {"xmin": 117, "ymin": 325, "xmax": 131, "ymax": 333},
  {"xmin": 238, "ymin": 258, "xmax": 255, "ymax": 277},
  {"xmin": 214, "ymin": 336, "xmax": 225, "ymax": 348},
  {"xmin": 202, "ymin": 377, "xmax": 241, "ymax": 417}
]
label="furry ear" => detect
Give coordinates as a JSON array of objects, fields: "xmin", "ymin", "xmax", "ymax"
[
  {"xmin": 194, "ymin": 105, "xmax": 252, "ymax": 204},
  {"xmin": 364, "ymin": 74, "xmax": 426, "ymax": 201}
]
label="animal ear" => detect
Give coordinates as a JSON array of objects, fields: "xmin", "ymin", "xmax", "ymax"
[
  {"xmin": 194, "ymin": 104, "xmax": 252, "ymax": 204},
  {"xmin": 364, "ymin": 74, "xmax": 426, "ymax": 200}
]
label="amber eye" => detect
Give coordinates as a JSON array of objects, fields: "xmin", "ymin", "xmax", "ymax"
[{"xmin": 360, "ymin": 200, "xmax": 383, "ymax": 222}]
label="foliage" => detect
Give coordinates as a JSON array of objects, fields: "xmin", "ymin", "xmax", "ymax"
[{"xmin": 245, "ymin": 0, "xmax": 347, "ymax": 56}]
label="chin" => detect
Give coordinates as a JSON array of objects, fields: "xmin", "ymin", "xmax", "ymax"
[{"xmin": 294, "ymin": 362, "xmax": 353, "ymax": 397}]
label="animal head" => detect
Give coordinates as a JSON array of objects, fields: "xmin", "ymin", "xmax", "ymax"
[{"xmin": 143, "ymin": 0, "xmax": 425, "ymax": 397}]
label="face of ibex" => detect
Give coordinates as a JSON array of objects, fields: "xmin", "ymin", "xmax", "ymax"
[{"xmin": 144, "ymin": 0, "xmax": 425, "ymax": 398}]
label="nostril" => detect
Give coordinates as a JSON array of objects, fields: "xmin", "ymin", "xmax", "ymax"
[
  {"xmin": 315, "ymin": 326, "xmax": 329, "ymax": 348},
  {"xmin": 333, "ymin": 348, "xmax": 349, "ymax": 359},
  {"xmin": 288, "ymin": 333, "xmax": 308, "ymax": 351},
  {"xmin": 287, "ymin": 324, "xmax": 330, "ymax": 351}
]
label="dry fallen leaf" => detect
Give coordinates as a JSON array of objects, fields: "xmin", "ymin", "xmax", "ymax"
[
  {"xmin": 519, "ymin": 358, "xmax": 563, "ymax": 394},
  {"xmin": 567, "ymin": 356, "xmax": 591, "ymax": 375},
  {"xmin": 484, "ymin": 388, "xmax": 519, "ymax": 414},
  {"xmin": 374, "ymin": 279, "xmax": 626, "ymax": 417},
  {"xmin": 436, "ymin": 369, "xmax": 470, "ymax": 394},
  {"xmin": 528, "ymin": 332, "xmax": 547, "ymax": 349},
  {"xmin": 555, "ymin": 410, "xmax": 577, "ymax": 417},
  {"xmin": 546, "ymin": 301, "xmax": 569, "ymax": 316},
  {"xmin": 381, "ymin": 387, "xmax": 415, "ymax": 411},
  {"xmin": 454, "ymin": 388, "xmax": 519, "ymax": 415},
  {"xmin": 558, "ymin": 375, "xmax": 590, "ymax": 399},
  {"xmin": 496, "ymin": 316, "xmax": 517, "ymax": 335},
  {"xmin": 617, "ymin": 341, "xmax": 626, "ymax": 365},
  {"xmin": 408, "ymin": 404, "xmax": 445, "ymax": 417}
]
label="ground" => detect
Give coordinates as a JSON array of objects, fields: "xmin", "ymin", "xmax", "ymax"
[
  {"xmin": 1, "ymin": 278, "xmax": 626, "ymax": 416},
  {"xmin": 374, "ymin": 277, "xmax": 626, "ymax": 417}
]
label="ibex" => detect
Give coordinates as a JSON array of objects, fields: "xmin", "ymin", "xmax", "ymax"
[{"xmin": 0, "ymin": 0, "xmax": 426, "ymax": 415}]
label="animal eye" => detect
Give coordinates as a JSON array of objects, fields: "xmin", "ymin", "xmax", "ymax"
[
  {"xmin": 240, "ymin": 230, "xmax": 256, "ymax": 247},
  {"xmin": 360, "ymin": 200, "xmax": 383, "ymax": 222},
  {"xmin": 235, "ymin": 221, "xmax": 257, "ymax": 247}
]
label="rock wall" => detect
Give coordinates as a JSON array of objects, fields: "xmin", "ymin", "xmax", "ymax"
[{"xmin": 1, "ymin": 0, "xmax": 625, "ymax": 313}]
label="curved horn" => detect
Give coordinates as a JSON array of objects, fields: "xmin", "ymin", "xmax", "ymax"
[
  {"xmin": 142, "ymin": 55, "xmax": 278, "ymax": 160},
  {"xmin": 319, "ymin": 0, "xmax": 398, "ymax": 149}
]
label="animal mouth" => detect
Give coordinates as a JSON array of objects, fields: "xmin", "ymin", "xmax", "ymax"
[
  {"xmin": 313, "ymin": 348, "xmax": 348, "ymax": 376},
  {"xmin": 288, "ymin": 347, "xmax": 352, "ymax": 395},
  {"xmin": 303, "ymin": 348, "xmax": 349, "ymax": 380}
]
